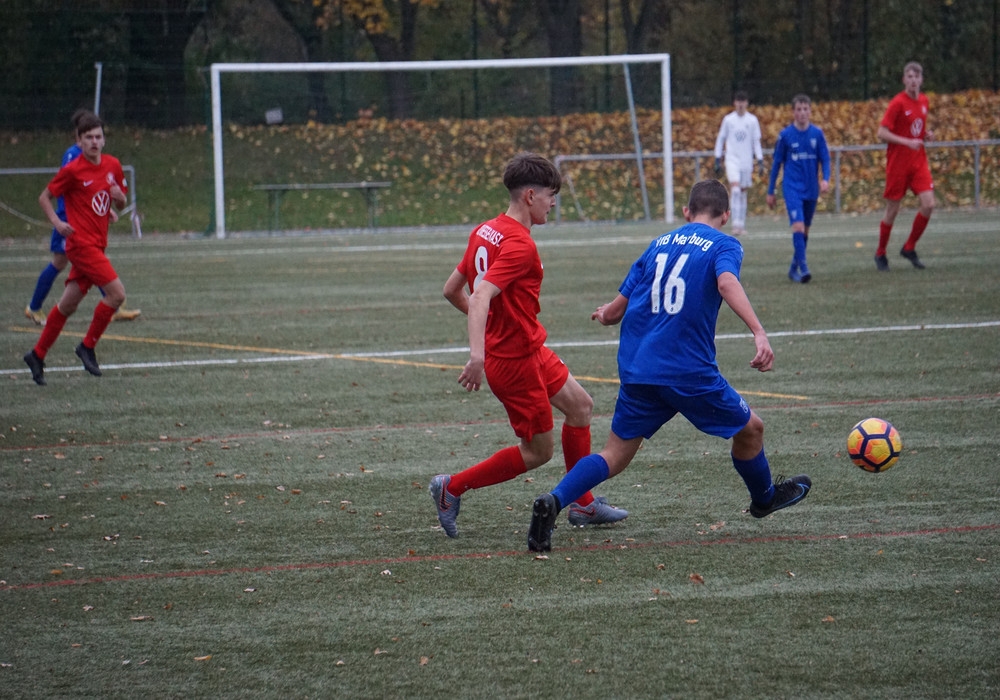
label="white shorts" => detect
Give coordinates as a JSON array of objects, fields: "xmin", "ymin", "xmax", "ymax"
[{"xmin": 725, "ymin": 161, "xmax": 752, "ymax": 189}]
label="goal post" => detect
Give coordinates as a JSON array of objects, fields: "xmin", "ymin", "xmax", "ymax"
[{"xmin": 210, "ymin": 54, "xmax": 672, "ymax": 238}]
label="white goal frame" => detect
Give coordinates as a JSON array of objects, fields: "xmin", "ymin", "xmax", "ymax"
[{"xmin": 210, "ymin": 54, "xmax": 672, "ymax": 238}]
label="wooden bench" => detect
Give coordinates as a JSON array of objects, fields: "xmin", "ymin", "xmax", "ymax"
[{"xmin": 252, "ymin": 181, "xmax": 391, "ymax": 230}]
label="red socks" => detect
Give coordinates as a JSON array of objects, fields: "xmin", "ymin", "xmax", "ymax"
[
  {"xmin": 447, "ymin": 424, "xmax": 596, "ymax": 504},
  {"xmin": 877, "ymin": 221, "xmax": 892, "ymax": 257},
  {"xmin": 84, "ymin": 301, "xmax": 116, "ymax": 349},
  {"xmin": 880, "ymin": 213, "xmax": 930, "ymax": 256},
  {"xmin": 34, "ymin": 305, "xmax": 68, "ymax": 359},
  {"xmin": 904, "ymin": 212, "xmax": 930, "ymax": 251},
  {"xmin": 448, "ymin": 445, "xmax": 526, "ymax": 496},
  {"xmin": 35, "ymin": 302, "xmax": 116, "ymax": 361},
  {"xmin": 562, "ymin": 423, "xmax": 594, "ymax": 507}
]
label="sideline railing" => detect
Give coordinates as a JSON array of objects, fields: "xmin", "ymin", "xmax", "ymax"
[
  {"xmin": 555, "ymin": 139, "xmax": 1000, "ymax": 222},
  {"xmin": 0, "ymin": 165, "xmax": 141, "ymax": 237}
]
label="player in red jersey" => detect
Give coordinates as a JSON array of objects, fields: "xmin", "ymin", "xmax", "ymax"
[
  {"xmin": 23, "ymin": 112, "xmax": 129, "ymax": 385},
  {"xmin": 875, "ymin": 61, "xmax": 935, "ymax": 271},
  {"xmin": 429, "ymin": 153, "xmax": 628, "ymax": 538}
]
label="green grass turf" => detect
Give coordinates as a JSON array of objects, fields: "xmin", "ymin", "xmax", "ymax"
[{"xmin": 1, "ymin": 210, "xmax": 998, "ymax": 698}]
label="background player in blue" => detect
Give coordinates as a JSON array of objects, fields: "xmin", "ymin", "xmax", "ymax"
[
  {"xmin": 25, "ymin": 109, "xmax": 141, "ymax": 325},
  {"xmin": 767, "ymin": 94, "xmax": 831, "ymax": 284},
  {"xmin": 527, "ymin": 180, "xmax": 811, "ymax": 552}
]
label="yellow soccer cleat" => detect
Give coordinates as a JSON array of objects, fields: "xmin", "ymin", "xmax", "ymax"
[
  {"xmin": 112, "ymin": 306, "xmax": 142, "ymax": 322},
  {"xmin": 25, "ymin": 306, "xmax": 47, "ymax": 326}
]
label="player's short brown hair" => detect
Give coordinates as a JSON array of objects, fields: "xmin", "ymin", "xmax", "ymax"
[
  {"xmin": 688, "ymin": 179, "xmax": 730, "ymax": 218},
  {"xmin": 792, "ymin": 93, "xmax": 811, "ymax": 107},
  {"xmin": 903, "ymin": 61, "xmax": 923, "ymax": 76},
  {"xmin": 76, "ymin": 111, "xmax": 104, "ymax": 137},
  {"xmin": 503, "ymin": 152, "xmax": 561, "ymax": 194}
]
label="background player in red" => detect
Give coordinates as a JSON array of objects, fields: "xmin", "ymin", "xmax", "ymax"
[
  {"xmin": 23, "ymin": 109, "xmax": 140, "ymax": 326},
  {"xmin": 429, "ymin": 152, "xmax": 628, "ymax": 538},
  {"xmin": 23, "ymin": 112, "xmax": 129, "ymax": 385},
  {"xmin": 875, "ymin": 61, "xmax": 935, "ymax": 271}
]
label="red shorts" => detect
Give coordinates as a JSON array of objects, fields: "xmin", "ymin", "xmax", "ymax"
[
  {"xmin": 67, "ymin": 245, "xmax": 118, "ymax": 292},
  {"xmin": 485, "ymin": 346, "xmax": 569, "ymax": 441},
  {"xmin": 883, "ymin": 161, "xmax": 934, "ymax": 200}
]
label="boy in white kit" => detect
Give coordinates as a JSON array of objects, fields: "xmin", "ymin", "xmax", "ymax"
[{"xmin": 714, "ymin": 91, "xmax": 764, "ymax": 236}]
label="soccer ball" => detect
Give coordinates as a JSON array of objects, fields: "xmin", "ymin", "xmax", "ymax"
[{"xmin": 847, "ymin": 418, "xmax": 902, "ymax": 473}]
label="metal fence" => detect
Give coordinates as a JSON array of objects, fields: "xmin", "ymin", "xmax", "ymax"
[{"xmin": 555, "ymin": 139, "xmax": 1000, "ymax": 222}]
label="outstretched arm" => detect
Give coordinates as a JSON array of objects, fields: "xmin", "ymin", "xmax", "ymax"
[
  {"xmin": 718, "ymin": 272, "xmax": 773, "ymax": 372},
  {"xmin": 592, "ymin": 294, "xmax": 628, "ymax": 326}
]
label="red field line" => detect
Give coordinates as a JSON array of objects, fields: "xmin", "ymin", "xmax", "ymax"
[{"xmin": 2, "ymin": 523, "xmax": 995, "ymax": 593}]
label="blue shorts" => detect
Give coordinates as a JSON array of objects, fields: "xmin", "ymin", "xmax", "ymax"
[
  {"xmin": 610, "ymin": 380, "xmax": 751, "ymax": 441},
  {"xmin": 784, "ymin": 196, "xmax": 817, "ymax": 227},
  {"xmin": 49, "ymin": 229, "xmax": 66, "ymax": 255}
]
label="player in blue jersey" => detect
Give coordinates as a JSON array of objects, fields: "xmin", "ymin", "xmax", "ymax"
[
  {"xmin": 25, "ymin": 110, "xmax": 141, "ymax": 326},
  {"xmin": 767, "ymin": 94, "xmax": 831, "ymax": 284},
  {"xmin": 526, "ymin": 180, "xmax": 811, "ymax": 552}
]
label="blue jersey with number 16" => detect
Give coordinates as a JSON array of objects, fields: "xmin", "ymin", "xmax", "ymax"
[{"xmin": 617, "ymin": 222, "xmax": 744, "ymax": 388}]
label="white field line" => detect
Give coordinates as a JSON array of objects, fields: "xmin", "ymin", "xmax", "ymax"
[
  {"xmin": 1, "ymin": 213, "xmax": 997, "ymax": 265},
  {"xmin": 4, "ymin": 320, "xmax": 998, "ymax": 378}
]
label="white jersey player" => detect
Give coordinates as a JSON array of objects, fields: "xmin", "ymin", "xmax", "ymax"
[{"xmin": 714, "ymin": 91, "xmax": 764, "ymax": 235}]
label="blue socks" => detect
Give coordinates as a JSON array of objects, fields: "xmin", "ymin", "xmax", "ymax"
[
  {"xmin": 30, "ymin": 263, "xmax": 62, "ymax": 311},
  {"xmin": 792, "ymin": 231, "xmax": 808, "ymax": 264},
  {"xmin": 551, "ymin": 454, "xmax": 610, "ymax": 511},
  {"xmin": 732, "ymin": 449, "xmax": 775, "ymax": 505}
]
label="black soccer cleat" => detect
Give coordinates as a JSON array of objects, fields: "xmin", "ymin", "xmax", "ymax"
[
  {"xmin": 749, "ymin": 474, "xmax": 811, "ymax": 518},
  {"xmin": 23, "ymin": 350, "xmax": 46, "ymax": 385},
  {"xmin": 874, "ymin": 254, "xmax": 889, "ymax": 271},
  {"xmin": 527, "ymin": 493, "xmax": 559, "ymax": 552},
  {"xmin": 900, "ymin": 247, "xmax": 925, "ymax": 269},
  {"xmin": 75, "ymin": 342, "xmax": 102, "ymax": 377}
]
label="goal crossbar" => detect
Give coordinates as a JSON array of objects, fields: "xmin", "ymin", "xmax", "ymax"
[{"xmin": 210, "ymin": 54, "xmax": 672, "ymax": 238}]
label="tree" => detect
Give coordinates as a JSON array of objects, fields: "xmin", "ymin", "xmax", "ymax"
[
  {"xmin": 121, "ymin": 0, "xmax": 207, "ymax": 127},
  {"xmin": 537, "ymin": 0, "xmax": 583, "ymax": 113},
  {"xmin": 273, "ymin": 0, "xmax": 440, "ymax": 119}
]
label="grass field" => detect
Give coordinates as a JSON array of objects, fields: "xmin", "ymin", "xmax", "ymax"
[{"xmin": 2, "ymin": 210, "xmax": 998, "ymax": 698}]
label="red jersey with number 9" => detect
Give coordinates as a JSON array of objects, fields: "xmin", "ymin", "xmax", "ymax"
[
  {"xmin": 881, "ymin": 91, "xmax": 930, "ymax": 174},
  {"xmin": 46, "ymin": 153, "xmax": 127, "ymax": 253},
  {"xmin": 456, "ymin": 213, "xmax": 547, "ymax": 359}
]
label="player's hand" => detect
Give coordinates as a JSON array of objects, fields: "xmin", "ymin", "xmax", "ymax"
[
  {"xmin": 907, "ymin": 138, "xmax": 923, "ymax": 151},
  {"xmin": 713, "ymin": 158, "xmax": 722, "ymax": 176},
  {"xmin": 591, "ymin": 303, "xmax": 614, "ymax": 325},
  {"xmin": 758, "ymin": 161, "xmax": 766, "ymax": 178},
  {"xmin": 819, "ymin": 179, "xmax": 830, "ymax": 195},
  {"xmin": 766, "ymin": 194, "xmax": 776, "ymax": 210},
  {"xmin": 749, "ymin": 333, "xmax": 774, "ymax": 372},
  {"xmin": 56, "ymin": 221, "xmax": 74, "ymax": 237},
  {"xmin": 457, "ymin": 357, "xmax": 485, "ymax": 392}
]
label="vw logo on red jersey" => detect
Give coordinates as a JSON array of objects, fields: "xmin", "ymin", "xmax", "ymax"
[
  {"xmin": 92, "ymin": 190, "xmax": 111, "ymax": 216},
  {"xmin": 910, "ymin": 119, "xmax": 924, "ymax": 137}
]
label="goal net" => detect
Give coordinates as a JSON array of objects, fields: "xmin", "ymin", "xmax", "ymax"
[{"xmin": 209, "ymin": 54, "xmax": 672, "ymax": 238}]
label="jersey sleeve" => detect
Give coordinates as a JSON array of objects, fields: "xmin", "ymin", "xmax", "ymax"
[
  {"xmin": 714, "ymin": 239, "xmax": 744, "ymax": 280},
  {"xmin": 714, "ymin": 117, "xmax": 727, "ymax": 158},
  {"xmin": 618, "ymin": 247, "xmax": 650, "ymax": 299},
  {"xmin": 817, "ymin": 130, "xmax": 831, "ymax": 180},
  {"xmin": 483, "ymin": 237, "xmax": 534, "ymax": 293},
  {"xmin": 46, "ymin": 160, "xmax": 75, "ymax": 198},
  {"xmin": 880, "ymin": 97, "xmax": 901, "ymax": 132},
  {"xmin": 767, "ymin": 133, "xmax": 785, "ymax": 194}
]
